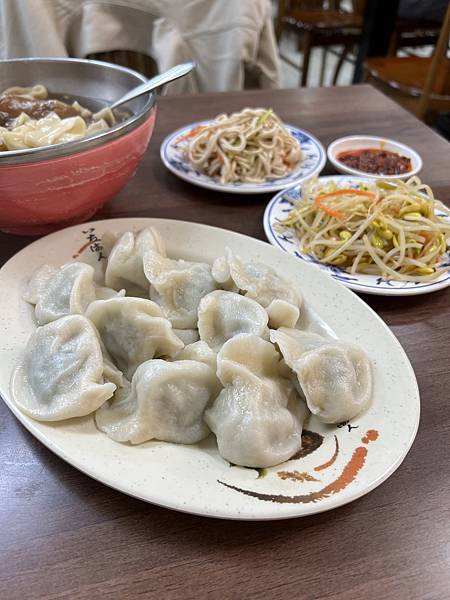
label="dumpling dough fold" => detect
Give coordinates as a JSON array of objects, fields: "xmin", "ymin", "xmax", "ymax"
[
  {"xmin": 205, "ymin": 334, "xmax": 307, "ymax": 468},
  {"xmin": 11, "ymin": 315, "xmax": 115, "ymax": 421},
  {"xmin": 24, "ymin": 262, "xmax": 96, "ymax": 325},
  {"xmin": 85, "ymin": 297, "xmax": 184, "ymax": 379},
  {"xmin": 143, "ymin": 250, "xmax": 217, "ymax": 328},
  {"xmin": 105, "ymin": 228, "xmax": 165, "ymax": 296},
  {"xmin": 198, "ymin": 290, "xmax": 269, "ymax": 352},
  {"xmin": 96, "ymin": 359, "xmax": 218, "ymax": 444},
  {"xmin": 212, "ymin": 248, "xmax": 302, "ymax": 328},
  {"xmin": 270, "ymin": 328, "xmax": 372, "ymax": 424}
]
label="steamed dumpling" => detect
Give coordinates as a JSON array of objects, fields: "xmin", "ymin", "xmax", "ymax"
[
  {"xmin": 23, "ymin": 264, "xmax": 58, "ymax": 304},
  {"xmin": 85, "ymin": 297, "xmax": 183, "ymax": 378},
  {"xmin": 100, "ymin": 340, "xmax": 127, "ymax": 389},
  {"xmin": 173, "ymin": 328, "xmax": 200, "ymax": 345},
  {"xmin": 24, "ymin": 262, "xmax": 96, "ymax": 325},
  {"xmin": 205, "ymin": 334, "xmax": 307, "ymax": 468},
  {"xmin": 105, "ymin": 228, "xmax": 166, "ymax": 295},
  {"xmin": 143, "ymin": 250, "xmax": 217, "ymax": 328},
  {"xmin": 11, "ymin": 315, "xmax": 116, "ymax": 421},
  {"xmin": 96, "ymin": 359, "xmax": 218, "ymax": 444},
  {"xmin": 198, "ymin": 290, "xmax": 269, "ymax": 352},
  {"xmin": 174, "ymin": 341, "xmax": 217, "ymax": 372},
  {"xmin": 93, "ymin": 285, "xmax": 126, "ymax": 301},
  {"xmin": 266, "ymin": 299, "xmax": 300, "ymax": 330},
  {"xmin": 270, "ymin": 328, "xmax": 372, "ymax": 424},
  {"xmin": 212, "ymin": 248, "xmax": 302, "ymax": 328}
]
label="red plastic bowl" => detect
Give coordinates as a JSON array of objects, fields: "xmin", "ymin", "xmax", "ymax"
[{"xmin": 0, "ymin": 109, "xmax": 156, "ymax": 236}]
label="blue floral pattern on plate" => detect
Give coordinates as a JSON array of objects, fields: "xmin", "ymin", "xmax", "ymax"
[
  {"xmin": 160, "ymin": 121, "xmax": 326, "ymax": 194},
  {"xmin": 263, "ymin": 176, "xmax": 450, "ymax": 296}
]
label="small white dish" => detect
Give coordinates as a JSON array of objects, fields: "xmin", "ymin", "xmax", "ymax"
[
  {"xmin": 0, "ymin": 218, "xmax": 420, "ymax": 520},
  {"xmin": 327, "ymin": 135, "xmax": 422, "ymax": 180},
  {"xmin": 160, "ymin": 121, "xmax": 326, "ymax": 194},
  {"xmin": 264, "ymin": 176, "xmax": 450, "ymax": 296}
]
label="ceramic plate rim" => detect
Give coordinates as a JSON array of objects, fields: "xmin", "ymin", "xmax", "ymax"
[
  {"xmin": 264, "ymin": 176, "xmax": 450, "ymax": 296},
  {"xmin": 0, "ymin": 217, "xmax": 420, "ymax": 520},
  {"xmin": 160, "ymin": 121, "xmax": 327, "ymax": 194}
]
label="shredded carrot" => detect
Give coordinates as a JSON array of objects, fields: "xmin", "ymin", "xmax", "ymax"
[
  {"xmin": 176, "ymin": 125, "xmax": 206, "ymax": 143},
  {"xmin": 313, "ymin": 188, "xmax": 376, "ymax": 220},
  {"xmin": 316, "ymin": 189, "xmax": 376, "ymax": 202},
  {"xmin": 314, "ymin": 198, "xmax": 345, "ymax": 220},
  {"xmin": 419, "ymin": 230, "xmax": 432, "ymax": 242}
]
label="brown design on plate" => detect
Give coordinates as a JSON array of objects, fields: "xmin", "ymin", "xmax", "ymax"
[
  {"xmin": 361, "ymin": 429, "xmax": 378, "ymax": 444},
  {"xmin": 314, "ymin": 435, "xmax": 339, "ymax": 472},
  {"xmin": 277, "ymin": 471, "xmax": 320, "ymax": 483},
  {"xmin": 72, "ymin": 240, "xmax": 91, "ymax": 259},
  {"xmin": 291, "ymin": 430, "xmax": 324, "ymax": 460},
  {"xmin": 218, "ymin": 430, "xmax": 380, "ymax": 504}
]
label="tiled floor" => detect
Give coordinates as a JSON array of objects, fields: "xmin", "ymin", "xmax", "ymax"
[{"xmin": 279, "ymin": 31, "xmax": 355, "ymax": 88}]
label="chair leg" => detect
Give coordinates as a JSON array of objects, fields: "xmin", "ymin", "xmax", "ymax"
[
  {"xmin": 332, "ymin": 44, "xmax": 351, "ymax": 86},
  {"xmin": 301, "ymin": 31, "xmax": 313, "ymax": 87},
  {"xmin": 275, "ymin": 0, "xmax": 287, "ymax": 42},
  {"xmin": 417, "ymin": 2, "xmax": 450, "ymax": 120},
  {"xmin": 320, "ymin": 47, "xmax": 328, "ymax": 86},
  {"xmin": 387, "ymin": 31, "xmax": 399, "ymax": 56}
]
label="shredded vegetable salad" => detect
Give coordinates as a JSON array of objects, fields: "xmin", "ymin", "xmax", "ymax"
[
  {"xmin": 279, "ymin": 177, "xmax": 450, "ymax": 282},
  {"xmin": 178, "ymin": 108, "xmax": 302, "ymax": 184}
]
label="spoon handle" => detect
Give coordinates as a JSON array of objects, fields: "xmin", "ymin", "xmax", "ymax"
[{"xmin": 110, "ymin": 62, "xmax": 196, "ymax": 110}]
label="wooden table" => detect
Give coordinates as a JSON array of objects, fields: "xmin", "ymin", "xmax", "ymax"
[{"xmin": 1, "ymin": 85, "xmax": 449, "ymax": 600}]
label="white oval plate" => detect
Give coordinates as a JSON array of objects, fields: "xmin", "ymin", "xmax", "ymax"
[
  {"xmin": 264, "ymin": 176, "xmax": 450, "ymax": 296},
  {"xmin": 160, "ymin": 121, "xmax": 326, "ymax": 194},
  {"xmin": 0, "ymin": 218, "xmax": 419, "ymax": 520}
]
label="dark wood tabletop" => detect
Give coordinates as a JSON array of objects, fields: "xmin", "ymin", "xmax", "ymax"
[{"xmin": 1, "ymin": 85, "xmax": 449, "ymax": 600}]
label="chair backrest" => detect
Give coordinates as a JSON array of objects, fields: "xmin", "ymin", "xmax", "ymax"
[
  {"xmin": 351, "ymin": 0, "xmax": 366, "ymax": 17},
  {"xmin": 275, "ymin": 0, "xmax": 344, "ymax": 39},
  {"xmin": 86, "ymin": 51, "xmax": 158, "ymax": 79},
  {"xmin": 284, "ymin": 1, "xmax": 341, "ymax": 11},
  {"xmin": 417, "ymin": 2, "xmax": 450, "ymax": 118}
]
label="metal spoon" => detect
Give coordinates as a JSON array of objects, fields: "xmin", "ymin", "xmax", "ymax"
[{"xmin": 109, "ymin": 62, "xmax": 196, "ymax": 110}]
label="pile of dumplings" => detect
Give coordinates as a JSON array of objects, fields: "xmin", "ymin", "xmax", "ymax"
[{"xmin": 11, "ymin": 227, "xmax": 373, "ymax": 469}]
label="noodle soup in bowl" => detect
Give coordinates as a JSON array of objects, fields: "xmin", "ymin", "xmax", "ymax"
[{"xmin": 0, "ymin": 58, "xmax": 157, "ymax": 236}]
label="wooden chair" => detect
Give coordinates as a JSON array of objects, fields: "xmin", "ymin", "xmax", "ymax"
[
  {"xmin": 365, "ymin": 3, "xmax": 450, "ymax": 122},
  {"xmin": 86, "ymin": 51, "xmax": 158, "ymax": 79},
  {"xmin": 276, "ymin": 0, "xmax": 364, "ymax": 86},
  {"xmin": 389, "ymin": 18, "xmax": 441, "ymax": 56}
]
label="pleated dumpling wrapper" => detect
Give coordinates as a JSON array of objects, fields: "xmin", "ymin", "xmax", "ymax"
[
  {"xmin": 143, "ymin": 250, "xmax": 217, "ymax": 329},
  {"xmin": 105, "ymin": 227, "xmax": 166, "ymax": 296},
  {"xmin": 205, "ymin": 334, "xmax": 307, "ymax": 468},
  {"xmin": 212, "ymin": 248, "xmax": 302, "ymax": 329},
  {"xmin": 85, "ymin": 297, "xmax": 184, "ymax": 379},
  {"xmin": 173, "ymin": 328, "xmax": 200, "ymax": 346},
  {"xmin": 96, "ymin": 358, "xmax": 220, "ymax": 445},
  {"xmin": 174, "ymin": 341, "xmax": 217, "ymax": 372},
  {"xmin": 23, "ymin": 262, "xmax": 96, "ymax": 325},
  {"xmin": 23, "ymin": 261, "xmax": 124, "ymax": 325},
  {"xmin": 198, "ymin": 290, "xmax": 269, "ymax": 353},
  {"xmin": 270, "ymin": 328, "xmax": 372, "ymax": 424},
  {"xmin": 11, "ymin": 315, "xmax": 116, "ymax": 421}
]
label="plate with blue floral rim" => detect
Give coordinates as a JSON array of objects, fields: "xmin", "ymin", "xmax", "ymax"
[
  {"xmin": 160, "ymin": 120, "xmax": 326, "ymax": 194},
  {"xmin": 264, "ymin": 175, "xmax": 450, "ymax": 296}
]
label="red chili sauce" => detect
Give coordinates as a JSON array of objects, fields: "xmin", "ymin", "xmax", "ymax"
[{"xmin": 336, "ymin": 148, "xmax": 412, "ymax": 175}]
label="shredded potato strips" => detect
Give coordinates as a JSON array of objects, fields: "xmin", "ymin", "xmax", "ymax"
[{"xmin": 182, "ymin": 108, "xmax": 302, "ymax": 184}]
